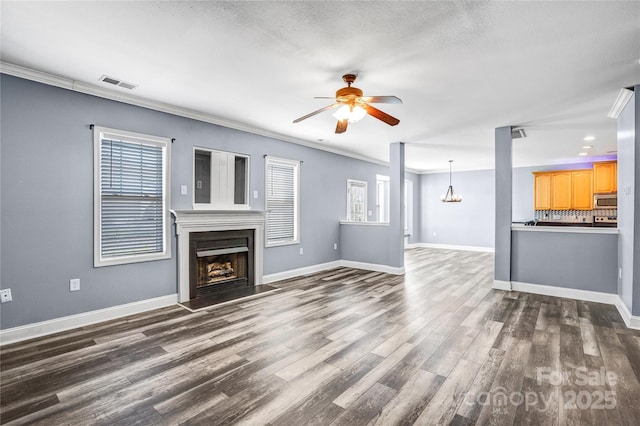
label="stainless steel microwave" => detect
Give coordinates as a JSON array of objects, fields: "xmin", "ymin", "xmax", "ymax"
[{"xmin": 594, "ymin": 193, "xmax": 617, "ymax": 209}]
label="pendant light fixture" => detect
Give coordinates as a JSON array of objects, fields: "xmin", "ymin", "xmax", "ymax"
[{"xmin": 441, "ymin": 160, "xmax": 462, "ymax": 202}]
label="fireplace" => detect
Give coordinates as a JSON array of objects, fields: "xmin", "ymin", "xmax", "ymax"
[
  {"xmin": 189, "ymin": 229, "xmax": 254, "ymax": 298},
  {"xmin": 172, "ymin": 210, "xmax": 265, "ymax": 303}
]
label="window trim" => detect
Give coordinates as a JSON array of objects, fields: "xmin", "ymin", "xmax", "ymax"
[
  {"xmin": 264, "ymin": 156, "xmax": 300, "ymax": 247},
  {"xmin": 93, "ymin": 126, "xmax": 172, "ymax": 267},
  {"xmin": 346, "ymin": 179, "xmax": 368, "ymax": 222}
]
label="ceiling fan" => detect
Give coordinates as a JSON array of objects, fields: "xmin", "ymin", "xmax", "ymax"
[{"xmin": 293, "ymin": 74, "xmax": 402, "ymax": 134}]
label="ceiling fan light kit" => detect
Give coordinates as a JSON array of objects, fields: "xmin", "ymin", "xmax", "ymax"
[
  {"xmin": 293, "ymin": 74, "xmax": 402, "ymax": 134},
  {"xmin": 332, "ymin": 104, "xmax": 367, "ymax": 123}
]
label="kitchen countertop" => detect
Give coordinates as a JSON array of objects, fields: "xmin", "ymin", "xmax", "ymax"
[{"xmin": 511, "ymin": 223, "xmax": 618, "ymax": 234}]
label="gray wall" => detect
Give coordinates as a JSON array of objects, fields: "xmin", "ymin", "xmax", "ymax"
[
  {"xmin": 419, "ymin": 168, "xmax": 496, "ymax": 248},
  {"xmin": 0, "ymin": 75, "xmax": 415, "ymax": 329},
  {"xmin": 512, "ymin": 230, "xmax": 618, "ymax": 293},
  {"xmin": 340, "ymin": 224, "xmax": 390, "ymax": 265}
]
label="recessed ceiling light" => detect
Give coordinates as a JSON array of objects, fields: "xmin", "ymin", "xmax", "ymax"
[
  {"xmin": 583, "ymin": 136, "xmax": 595, "ymax": 141},
  {"xmin": 578, "ymin": 152, "xmax": 588, "ymax": 156},
  {"xmin": 581, "ymin": 145, "xmax": 593, "ymax": 149}
]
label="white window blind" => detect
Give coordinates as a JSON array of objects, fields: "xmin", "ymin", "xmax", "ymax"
[
  {"xmin": 265, "ymin": 157, "xmax": 299, "ymax": 246},
  {"xmin": 94, "ymin": 127, "xmax": 171, "ymax": 267},
  {"xmin": 347, "ymin": 180, "xmax": 367, "ymax": 222}
]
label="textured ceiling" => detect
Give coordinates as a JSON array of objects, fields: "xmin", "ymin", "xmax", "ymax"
[{"xmin": 1, "ymin": 1, "xmax": 638, "ymax": 172}]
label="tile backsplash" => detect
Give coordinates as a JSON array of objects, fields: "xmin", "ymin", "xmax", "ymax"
[{"xmin": 534, "ymin": 209, "xmax": 618, "ymax": 222}]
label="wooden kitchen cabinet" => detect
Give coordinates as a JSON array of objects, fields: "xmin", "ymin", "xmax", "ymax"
[
  {"xmin": 551, "ymin": 171, "xmax": 572, "ymax": 210},
  {"xmin": 533, "ymin": 173, "xmax": 551, "ymax": 210},
  {"xmin": 593, "ymin": 161, "xmax": 617, "ymax": 193},
  {"xmin": 571, "ymin": 169, "xmax": 593, "ymax": 210}
]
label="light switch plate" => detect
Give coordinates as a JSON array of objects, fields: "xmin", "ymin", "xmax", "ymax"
[{"xmin": 70, "ymin": 278, "xmax": 80, "ymax": 292}]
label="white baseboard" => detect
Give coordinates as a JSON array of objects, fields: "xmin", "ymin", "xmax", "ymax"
[
  {"xmin": 506, "ymin": 281, "xmax": 640, "ymax": 330},
  {"xmin": 410, "ymin": 243, "xmax": 495, "ymax": 253},
  {"xmin": 0, "ymin": 294, "xmax": 178, "ymax": 346},
  {"xmin": 493, "ymin": 280, "xmax": 512, "ymax": 290},
  {"xmin": 614, "ymin": 297, "xmax": 640, "ymax": 330},
  {"xmin": 264, "ymin": 259, "xmax": 405, "ymax": 284},
  {"xmin": 511, "ymin": 281, "xmax": 620, "ymax": 305},
  {"xmin": 340, "ymin": 260, "xmax": 405, "ymax": 275},
  {"xmin": 263, "ymin": 260, "xmax": 342, "ymax": 284}
]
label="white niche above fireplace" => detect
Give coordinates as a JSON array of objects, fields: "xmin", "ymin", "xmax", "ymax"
[{"xmin": 193, "ymin": 147, "xmax": 250, "ymax": 210}]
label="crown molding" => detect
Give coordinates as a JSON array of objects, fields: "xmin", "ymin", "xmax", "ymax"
[
  {"xmin": 607, "ymin": 87, "xmax": 634, "ymax": 119},
  {"xmin": 0, "ymin": 61, "xmax": 420, "ymax": 171}
]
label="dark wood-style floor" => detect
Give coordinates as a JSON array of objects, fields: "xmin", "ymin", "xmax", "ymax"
[{"xmin": 2, "ymin": 248, "xmax": 640, "ymax": 425}]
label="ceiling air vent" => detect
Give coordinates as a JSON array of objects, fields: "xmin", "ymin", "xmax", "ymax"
[
  {"xmin": 511, "ymin": 129, "xmax": 527, "ymax": 139},
  {"xmin": 99, "ymin": 75, "xmax": 137, "ymax": 90}
]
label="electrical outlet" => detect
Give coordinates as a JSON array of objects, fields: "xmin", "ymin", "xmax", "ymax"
[
  {"xmin": 70, "ymin": 278, "xmax": 80, "ymax": 292},
  {"xmin": 253, "ymin": 190, "xmax": 259, "ymax": 199},
  {"xmin": 619, "ymin": 267, "xmax": 623, "ymax": 280},
  {"xmin": 180, "ymin": 185, "xmax": 188, "ymax": 195},
  {"xmin": 0, "ymin": 289, "xmax": 12, "ymax": 303},
  {"xmin": 333, "ymin": 243, "xmax": 338, "ymax": 250},
  {"xmin": 299, "ymin": 248, "xmax": 304, "ymax": 256}
]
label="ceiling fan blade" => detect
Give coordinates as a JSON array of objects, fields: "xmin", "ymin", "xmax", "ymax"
[
  {"xmin": 361, "ymin": 96, "xmax": 402, "ymax": 104},
  {"xmin": 335, "ymin": 119, "xmax": 348, "ymax": 134},
  {"xmin": 293, "ymin": 103, "xmax": 340, "ymax": 123},
  {"xmin": 364, "ymin": 104, "xmax": 400, "ymax": 126}
]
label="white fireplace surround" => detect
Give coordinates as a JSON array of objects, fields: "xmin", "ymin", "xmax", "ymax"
[{"xmin": 171, "ymin": 210, "xmax": 266, "ymax": 302}]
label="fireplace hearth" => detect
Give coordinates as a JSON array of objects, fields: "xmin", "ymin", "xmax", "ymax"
[{"xmin": 189, "ymin": 229, "xmax": 254, "ymax": 298}]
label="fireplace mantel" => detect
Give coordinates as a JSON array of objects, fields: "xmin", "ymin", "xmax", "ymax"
[{"xmin": 171, "ymin": 210, "xmax": 266, "ymax": 302}]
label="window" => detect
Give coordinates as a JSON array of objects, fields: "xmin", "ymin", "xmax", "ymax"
[
  {"xmin": 193, "ymin": 148, "xmax": 249, "ymax": 209},
  {"xmin": 265, "ymin": 156, "xmax": 300, "ymax": 246},
  {"xmin": 375, "ymin": 175, "xmax": 411, "ymax": 228},
  {"xmin": 404, "ymin": 179, "xmax": 413, "ymax": 231},
  {"xmin": 347, "ymin": 179, "xmax": 367, "ymax": 222},
  {"xmin": 376, "ymin": 174, "xmax": 390, "ymax": 222},
  {"xmin": 94, "ymin": 127, "xmax": 171, "ymax": 267}
]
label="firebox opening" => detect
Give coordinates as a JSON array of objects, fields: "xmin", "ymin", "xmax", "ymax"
[
  {"xmin": 196, "ymin": 247, "xmax": 248, "ymax": 287},
  {"xmin": 189, "ymin": 229, "xmax": 255, "ymax": 299}
]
